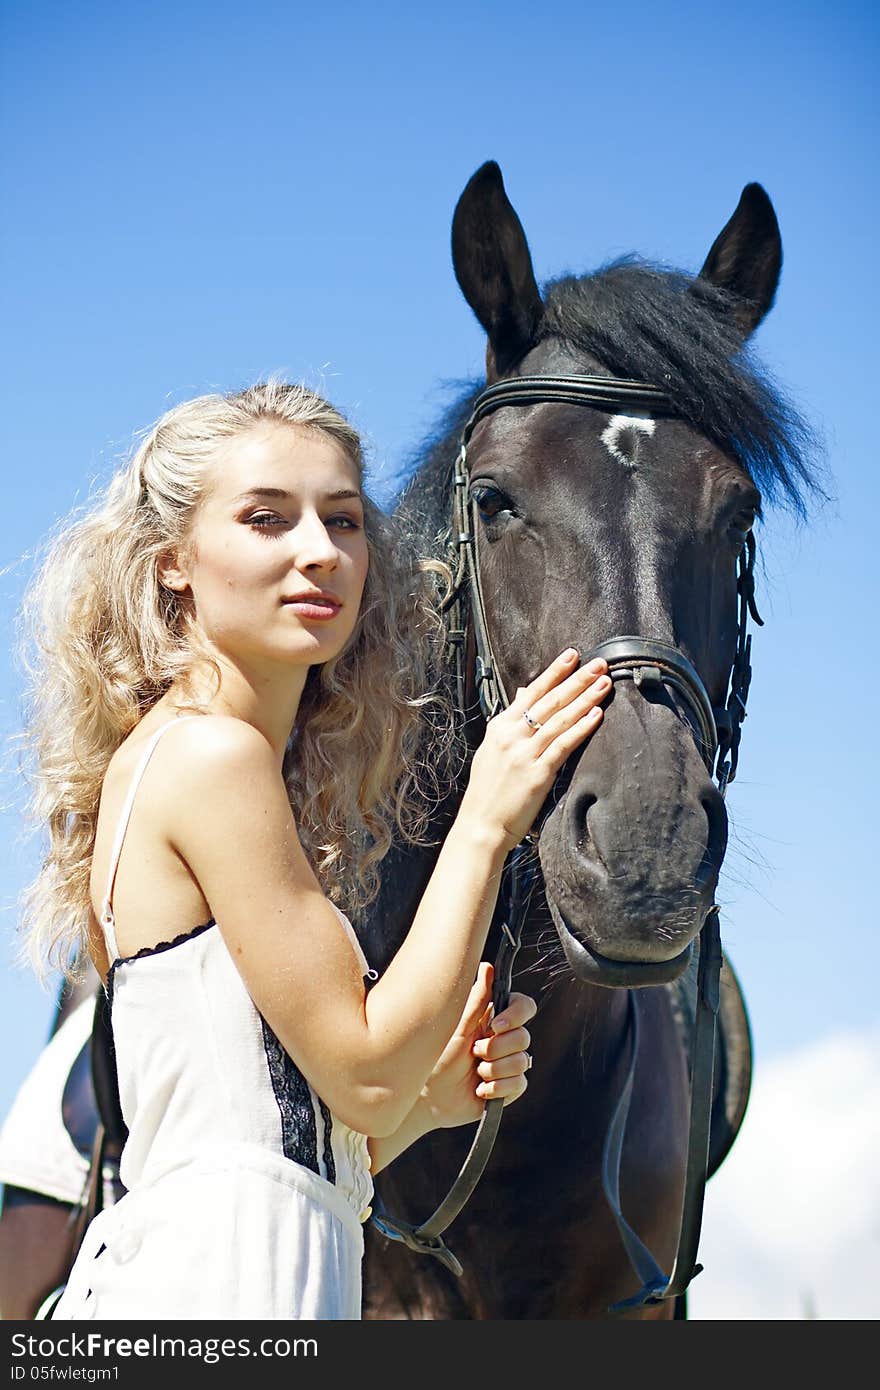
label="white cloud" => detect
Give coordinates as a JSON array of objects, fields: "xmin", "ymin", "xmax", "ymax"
[{"xmin": 688, "ymin": 1026, "xmax": 880, "ymax": 1320}]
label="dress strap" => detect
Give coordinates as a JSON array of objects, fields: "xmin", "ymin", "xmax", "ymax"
[
  {"xmin": 329, "ymin": 901, "xmax": 378, "ymax": 982},
  {"xmin": 99, "ymin": 716, "xmax": 202, "ymax": 959}
]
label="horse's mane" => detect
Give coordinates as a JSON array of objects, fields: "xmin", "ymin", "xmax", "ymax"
[{"xmin": 387, "ymin": 258, "xmax": 826, "ymax": 534}]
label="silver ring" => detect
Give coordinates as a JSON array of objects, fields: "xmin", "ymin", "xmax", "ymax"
[
  {"xmin": 523, "ymin": 708, "xmax": 542, "ymax": 732},
  {"xmin": 525, "ymin": 1053, "xmax": 533, "ymax": 1071}
]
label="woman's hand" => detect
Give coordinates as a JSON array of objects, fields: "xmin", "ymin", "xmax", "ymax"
[
  {"xmin": 418, "ymin": 961, "xmax": 536, "ymax": 1129},
  {"xmin": 458, "ymin": 648, "xmax": 610, "ymax": 852},
  {"xmin": 365, "ymin": 962, "xmax": 536, "ymax": 1172}
]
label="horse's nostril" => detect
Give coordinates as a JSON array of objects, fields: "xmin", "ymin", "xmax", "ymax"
[
  {"xmin": 696, "ymin": 791, "xmax": 727, "ymax": 887},
  {"xmin": 574, "ymin": 793, "xmax": 597, "ymax": 855}
]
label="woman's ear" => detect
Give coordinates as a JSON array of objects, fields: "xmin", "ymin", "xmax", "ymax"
[{"xmin": 157, "ymin": 551, "xmax": 190, "ymax": 595}]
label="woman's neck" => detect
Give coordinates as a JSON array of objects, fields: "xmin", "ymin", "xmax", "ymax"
[{"xmin": 161, "ymin": 653, "xmax": 311, "ymax": 764}]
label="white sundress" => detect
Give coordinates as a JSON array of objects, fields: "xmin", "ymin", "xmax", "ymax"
[{"xmin": 51, "ymin": 716, "xmax": 377, "ymax": 1322}]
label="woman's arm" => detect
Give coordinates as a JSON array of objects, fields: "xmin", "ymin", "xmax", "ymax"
[
  {"xmin": 366, "ymin": 1099, "xmax": 435, "ymax": 1176},
  {"xmin": 165, "ymin": 651, "xmax": 606, "ymax": 1136},
  {"xmin": 367, "ymin": 970, "xmax": 536, "ymax": 1174},
  {"xmin": 166, "ymin": 716, "xmax": 508, "ymax": 1136}
]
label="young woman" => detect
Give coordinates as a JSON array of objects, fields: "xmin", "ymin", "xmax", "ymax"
[{"xmin": 13, "ymin": 380, "xmax": 611, "ymax": 1320}]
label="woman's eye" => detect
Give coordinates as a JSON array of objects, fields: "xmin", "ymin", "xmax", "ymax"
[
  {"xmin": 470, "ymin": 486, "xmax": 513, "ymax": 521},
  {"xmin": 247, "ymin": 512, "xmax": 361, "ymax": 534}
]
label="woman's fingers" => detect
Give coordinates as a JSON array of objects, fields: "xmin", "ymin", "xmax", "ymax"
[
  {"xmin": 455, "ymin": 961, "xmax": 494, "ymax": 1037},
  {"xmin": 473, "ymin": 990, "xmax": 535, "ymax": 1059},
  {"xmin": 473, "ymin": 984, "xmax": 534, "ymax": 1105},
  {"xmin": 489, "ymin": 991, "xmax": 537, "ymax": 1033},
  {"xmin": 516, "ymin": 648, "xmax": 606, "ymax": 710},
  {"xmin": 535, "ymin": 701, "xmax": 606, "ymax": 772},
  {"xmin": 522, "ymin": 669, "xmax": 612, "ymax": 747},
  {"xmin": 476, "ymin": 1050, "xmax": 531, "ymax": 1082},
  {"xmin": 476, "ymin": 1073, "xmax": 529, "ymax": 1103},
  {"xmin": 473, "ymin": 1024, "xmax": 531, "ymax": 1060},
  {"xmin": 505, "ymin": 655, "xmax": 612, "ymax": 775},
  {"xmin": 511, "ymin": 652, "xmax": 609, "ymax": 724},
  {"xmin": 462, "ymin": 651, "xmax": 611, "ymax": 852}
]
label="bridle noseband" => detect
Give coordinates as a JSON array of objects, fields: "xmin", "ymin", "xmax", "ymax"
[{"xmin": 372, "ymin": 372, "xmax": 763, "ymax": 1312}]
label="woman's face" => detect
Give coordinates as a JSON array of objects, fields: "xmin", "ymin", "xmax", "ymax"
[{"xmin": 170, "ymin": 421, "xmax": 370, "ymax": 673}]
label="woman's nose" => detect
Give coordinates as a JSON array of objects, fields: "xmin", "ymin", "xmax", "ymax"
[{"xmin": 293, "ymin": 515, "xmax": 339, "ymax": 568}]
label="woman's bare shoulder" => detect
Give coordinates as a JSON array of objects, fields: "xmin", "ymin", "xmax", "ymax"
[
  {"xmin": 110, "ymin": 708, "xmax": 273, "ymax": 766},
  {"xmin": 148, "ymin": 722, "xmax": 294, "ymax": 850},
  {"xmin": 161, "ymin": 712, "xmax": 276, "ymax": 761},
  {"xmin": 151, "ymin": 714, "xmax": 285, "ymax": 814},
  {"xmin": 104, "ymin": 712, "xmax": 276, "ymax": 810}
]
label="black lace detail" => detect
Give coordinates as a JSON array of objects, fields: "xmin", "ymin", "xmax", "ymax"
[
  {"xmin": 116, "ymin": 919, "xmax": 216, "ymax": 964},
  {"xmin": 318, "ymin": 1097, "xmax": 336, "ymax": 1183},
  {"xmin": 259, "ymin": 1017, "xmax": 328, "ymax": 1180},
  {"xmin": 105, "ymin": 920, "xmax": 216, "ymax": 1008}
]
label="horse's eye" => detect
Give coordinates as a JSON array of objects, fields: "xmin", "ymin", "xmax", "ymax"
[
  {"xmin": 728, "ymin": 508, "xmax": 756, "ymax": 540},
  {"xmin": 471, "ymin": 486, "xmax": 513, "ymax": 521}
]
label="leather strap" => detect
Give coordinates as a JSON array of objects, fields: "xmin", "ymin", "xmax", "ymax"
[
  {"xmin": 603, "ymin": 908, "xmax": 723, "ymax": 1312},
  {"xmin": 600, "ymin": 992, "xmax": 669, "ymax": 1304},
  {"xmin": 584, "ymin": 637, "xmax": 719, "ymax": 772},
  {"xmin": 653, "ymin": 906, "xmax": 723, "ymax": 1302},
  {"xmin": 461, "ymin": 375, "xmax": 675, "ymax": 429},
  {"xmin": 370, "ymin": 842, "xmax": 540, "ymax": 1275}
]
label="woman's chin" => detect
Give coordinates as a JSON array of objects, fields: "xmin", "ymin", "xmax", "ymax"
[{"xmin": 273, "ymin": 632, "xmax": 351, "ymax": 666}]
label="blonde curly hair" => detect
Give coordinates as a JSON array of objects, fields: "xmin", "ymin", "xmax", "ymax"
[{"xmin": 14, "ymin": 380, "xmax": 462, "ymax": 983}]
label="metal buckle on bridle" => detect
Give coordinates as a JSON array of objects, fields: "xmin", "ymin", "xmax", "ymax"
[{"xmin": 368, "ymin": 1210, "xmax": 464, "ymax": 1278}]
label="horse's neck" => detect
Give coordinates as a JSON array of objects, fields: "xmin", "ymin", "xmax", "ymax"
[
  {"xmin": 364, "ymin": 828, "xmax": 629, "ymax": 1070},
  {"xmin": 362, "ymin": 780, "xmax": 464, "ymax": 973}
]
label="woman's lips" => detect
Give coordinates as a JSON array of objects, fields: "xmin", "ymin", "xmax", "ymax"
[{"xmin": 282, "ymin": 599, "xmax": 341, "ymax": 620}]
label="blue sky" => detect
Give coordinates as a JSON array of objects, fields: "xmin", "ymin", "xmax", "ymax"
[{"xmin": 0, "ymin": 0, "xmax": 877, "ymax": 1318}]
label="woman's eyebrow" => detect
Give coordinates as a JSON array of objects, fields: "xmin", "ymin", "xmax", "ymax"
[{"xmin": 233, "ymin": 487, "xmax": 364, "ymax": 503}]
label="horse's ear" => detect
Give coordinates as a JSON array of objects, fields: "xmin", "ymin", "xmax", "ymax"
[
  {"xmin": 696, "ymin": 183, "xmax": 782, "ymax": 338},
  {"xmin": 452, "ymin": 161, "xmax": 544, "ymax": 379}
]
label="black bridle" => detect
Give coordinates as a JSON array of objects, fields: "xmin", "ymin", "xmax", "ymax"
[
  {"xmin": 371, "ymin": 374, "xmax": 763, "ymax": 1312},
  {"xmin": 446, "ymin": 374, "xmax": 762, "ymax": 795}
]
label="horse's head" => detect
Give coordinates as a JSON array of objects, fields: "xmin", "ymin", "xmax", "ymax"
[{"xmin": 447, "ymin": 161, "xmax": 797, "ymax": 988}]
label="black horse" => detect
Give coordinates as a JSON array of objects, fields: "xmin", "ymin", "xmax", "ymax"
[
  {"xmin": 0, "ymin": 161, "xmax": 820, "ymax": 1321},
  {"xmin": 357, "ymin": 162, "xmax": 820, "ymax": 1319}
]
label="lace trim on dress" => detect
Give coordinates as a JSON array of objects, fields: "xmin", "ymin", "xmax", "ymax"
[
  {"xmin": 259, "ymin": 1016, "xmax": 329, "ymax": 1183},
  {"xmin": 105, "ymin": 920, "xmax": 217, "ymax": 1007},
  {"xmin": 317, "ymin": 1096, "xmax": 336, "ymax": 1184}
]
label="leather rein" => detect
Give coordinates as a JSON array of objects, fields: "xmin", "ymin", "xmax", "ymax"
[{"xmin": 370, "ymin": 373, "xmax": 763, "ymax": 1311}]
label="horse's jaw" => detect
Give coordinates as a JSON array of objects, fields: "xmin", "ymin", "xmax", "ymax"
[{"xmin": 544, "ymin": 892, "xmax": 695, "ymax": 988}]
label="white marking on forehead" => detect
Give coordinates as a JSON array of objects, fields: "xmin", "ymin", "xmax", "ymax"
[{"xmin": 600, "ymin": 413, "xmax": 656, "ymax": 469}]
